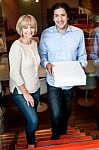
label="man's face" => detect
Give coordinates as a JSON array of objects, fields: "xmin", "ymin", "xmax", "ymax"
[{"xmin": 53, "ymin": 8, "xmax": 68, "ymax": 32}]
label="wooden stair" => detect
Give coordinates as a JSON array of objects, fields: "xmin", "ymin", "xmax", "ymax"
[
  {"xmin": 14, "ymin": 126, "xmax": 99, "ymax": 150},
  {"xmin": 0, "ymin": 131, "xmax": 18, "ymax": 150}
]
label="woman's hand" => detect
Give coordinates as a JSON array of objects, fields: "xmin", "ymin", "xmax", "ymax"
[
  {"xmin": 23, "ymin": 93, "xmax": 34, "ymax": 107},
  {"xmin": 18, "ymin": 84, "xmax": 34, "ymax": 107}
]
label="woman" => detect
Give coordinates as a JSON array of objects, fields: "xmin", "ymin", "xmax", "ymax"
[{"xmin": 9, "ymin": 14, "xmax": 40, "ymax": 148}]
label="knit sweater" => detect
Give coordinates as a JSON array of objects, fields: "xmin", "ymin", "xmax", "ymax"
[{"xmin": 9, "ymin": 40, "xmax": 40, "ymax": 94}]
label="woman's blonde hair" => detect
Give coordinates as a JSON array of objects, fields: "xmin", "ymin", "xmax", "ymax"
[{"xmin": 16, "ymin": 14, "xmax": 37, "ymax": 36}]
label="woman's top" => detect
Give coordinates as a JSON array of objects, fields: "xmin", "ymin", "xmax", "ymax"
[
  {"xmin": 9, "ymin": 39, "xmax": 40, "ymax": 94},
  {"xmin": 39, "ymin": 25, "xmax": 87, "ymax": 90}
]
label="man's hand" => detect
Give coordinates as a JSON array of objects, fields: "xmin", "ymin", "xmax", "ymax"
[{"xmin": 46, "ymin": 63, "xmax": 54, "ymax": 76}]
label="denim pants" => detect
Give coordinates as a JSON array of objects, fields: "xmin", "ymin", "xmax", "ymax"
[
  {"xmin": 47, "ymin": 83, "xmax": 74, "ymax": 136},
  {"xmin": 11, "ymin": 88, "xmax": 40, "ymax": 144}
]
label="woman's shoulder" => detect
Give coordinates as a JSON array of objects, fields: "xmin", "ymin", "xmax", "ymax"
[
  {"xmin": 11, "ymin": 39, "xmax": 21, "ymax": 48},
  {"xmin": 32, "ymin": 36, "xmax": 39, "ymax": 44},
  {"xmin": 9, "ymin": 40, "xmax": 22, "ymax": 55},
  {"xmin": 31, "ymin": 39, "xmax": 39, "ymax": 48}
]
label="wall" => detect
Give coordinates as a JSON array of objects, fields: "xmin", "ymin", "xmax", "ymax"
[
  {"xmin": 1, "ymin": 0, "xmax": 79, "ymax": 34},
  {"xmin": 79, "ymin": 0, "xmax": 99, "ymax": 15},
  {"xmin": 41, "ymin": 0, "xmax": 48, "ymax": 30},
  {"xmin": 18, "ymin": 0, "xmax": 42, "ymax": 34},
  {"xmin": 2, "ymin": 0, "xmax": 42, "ymax": 34},
  {"xmin": 0, "ymin": 1, "xmax": 3, "ymax": 27},
  {"xmin": 48, "ymin": 0, "xmax": 79, "ymax": 8},
  {"xmin": 2, "ymin": 0, "xmax": 19, "ymax": 30}
]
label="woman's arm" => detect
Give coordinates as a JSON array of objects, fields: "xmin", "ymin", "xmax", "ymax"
[{"xmin": 9, "ymin": 42, "xmax": 34, "ymax": 106}]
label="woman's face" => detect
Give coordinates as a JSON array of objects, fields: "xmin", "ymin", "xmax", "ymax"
[
  {"xmin": 53, "ymin": 8, "xmax": 68, "ymax": 33},
  {"xmin": 22, "ymin": 25, "xmax": 35, "ymax": 39}
]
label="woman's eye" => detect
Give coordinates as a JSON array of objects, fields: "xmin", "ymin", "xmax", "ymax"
[
  {"xmin": 30, "ymin": 26, "xmax": 34, "ymax": 29},
  {"xmin": 23, "ymin": 26, "xmax": 28, "ymax": 29}
]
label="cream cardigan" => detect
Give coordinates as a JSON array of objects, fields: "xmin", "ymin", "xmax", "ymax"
[{"xmin": 9, "ymin": 40, "xmax": 40, "ymax": 94}]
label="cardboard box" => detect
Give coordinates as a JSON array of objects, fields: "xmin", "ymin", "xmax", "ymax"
[{"xmin": 52, "ymin": 61, "xmax": 86, "ymax": 86}]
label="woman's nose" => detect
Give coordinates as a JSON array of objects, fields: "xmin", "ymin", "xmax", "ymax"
[{"xmin": 27, "ymin": 27, "xmax": 31, "ymax": 31}]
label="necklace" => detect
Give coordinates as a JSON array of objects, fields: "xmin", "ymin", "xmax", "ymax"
[{"xmin": 19, "ymin": 37, "xmax": 32, "ymax": 45}]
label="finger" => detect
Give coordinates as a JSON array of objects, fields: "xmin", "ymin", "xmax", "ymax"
[
  {"xmin": 30, "ymin": 99, "xmax": 34, "ymax": 107},
  {"xmin": 48, "ymin": 67, "xmax": 53, "ymax": 76},
  {"xmin": 30, "ymin": 101, "xmax": 34, "ymax": 107},
  {"xmin": 51, "ymin": 70, "xmax": 54, "ymax": 77},
  {"xmin": 27, "ymin": 101, "xmax": 29, "ymax": 106}
]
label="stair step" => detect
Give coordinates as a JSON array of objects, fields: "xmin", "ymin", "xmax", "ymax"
[
  {"xmin": 17, "ymin": 132, "xmax": 86, "ymax": 143},
  {"xmin": 0, "ymin": 132, "xmax": 17, "ymax": 150},
  {"xmin": 15, "ymin": 126, "xmax": 98, "ymax": 150},
  {"xmin": 18, "ymin": 127, "xmax": 81, "ymax": 138},
  {"xmin": 36, "ymin": 136, "xmax": 92, "ymax": 147},
  {"xmin": 16, "ymin": 135, "xmax": 92, "ymax": 149},
  {"xmin": 16, "ymin": 128, "xmax": 86, "ymax": 144},
  {"xmin": 22, "ymin": 139, "xmax": 99, "ymax": 150}
]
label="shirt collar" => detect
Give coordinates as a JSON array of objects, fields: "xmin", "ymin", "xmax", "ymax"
[{"xmin": 53, "ymin": 25, "xmax": 72, "ymax": 34}]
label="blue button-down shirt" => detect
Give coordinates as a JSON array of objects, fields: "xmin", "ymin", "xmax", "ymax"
[
  {"xmin": 39, "ymin": 25, "xmax": 87, "ymax": 89},
  {"xmin": 90, "ymin": 27, "xmax": 99, "ymax": 60},
  {"xmin": 89, "ymin": 27, "xmax": 99, "ymax": 77}
]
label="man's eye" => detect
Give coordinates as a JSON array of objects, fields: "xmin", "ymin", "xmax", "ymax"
[
  {"xmin": 62, "ymin": 14, "xmax": 65, "ymax": 16},
  {"xmin": 54, "ymin": 15, "xmax": 58, "ymax": 17}
]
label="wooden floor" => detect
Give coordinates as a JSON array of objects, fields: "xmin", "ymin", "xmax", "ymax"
[{"xmin": 1, "ymin": 88, "xmax": 99, "ymax": 138}]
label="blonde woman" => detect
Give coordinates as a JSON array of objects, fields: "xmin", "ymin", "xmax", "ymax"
[{"xmin": 9, "ymin": 14, "xmax": 40, "ymax": 148}]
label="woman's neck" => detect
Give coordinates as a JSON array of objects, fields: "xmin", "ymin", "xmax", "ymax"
[{"xmin": 20, "ymin": 37, "xmax": 32, "ymax": 45}]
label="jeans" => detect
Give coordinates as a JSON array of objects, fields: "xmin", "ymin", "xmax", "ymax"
[
  {"xmin": 11, "ymin": 88, "xmax": 40, "ymax": 144},
  {"xmin": 47, "ymin": 83, "xmax": 74, "ymax": 137}
]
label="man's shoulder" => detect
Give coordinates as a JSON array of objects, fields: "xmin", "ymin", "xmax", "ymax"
[
  {"xmin": 42, "ymin": 26, "xmax": 55, "ymax": 34},
  {"xmin": 70, "ymin": 25, "xmax": 83, "ymax": 32}
]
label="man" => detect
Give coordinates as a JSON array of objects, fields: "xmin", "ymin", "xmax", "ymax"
[
  {"xmin": 89, "ymin": 26, "xmax": 99, "ymax": 103},
  {"xmin": 39, "ymin": 2, "xmax": 87, "ymax": 140},
  {"xmin": 89, "ymin": 27, "xmax": 99, "ymax": 130}
]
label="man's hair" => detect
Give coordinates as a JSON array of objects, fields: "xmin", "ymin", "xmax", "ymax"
[{"xmin": 51, "ymin": 2, "xmax": 70, "ymax": 18}]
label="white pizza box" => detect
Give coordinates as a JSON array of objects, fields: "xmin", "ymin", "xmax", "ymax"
[{"xmin": 52, "ymin": 61, "xmax": 86, "ymax": 86}]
